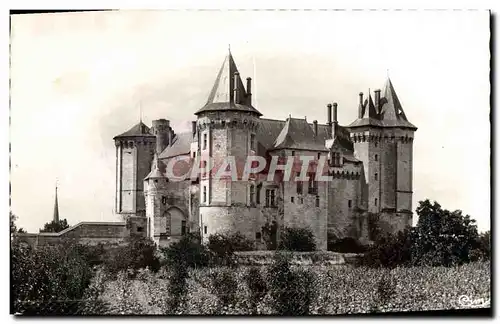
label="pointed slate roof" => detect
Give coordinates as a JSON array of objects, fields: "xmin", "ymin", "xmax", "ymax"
[
  {"xmin": 158, "ymin": 132, "xmax": 193, "ymax": 159},
  {"xmin": 114, "ymin": 121, "xmax": 155, "ymax": 139},
  {"xmin": 145, "ymin": 153, "xmax": 165, "ymax": 180},
  {"xmin": 195, "ymin": 50, "xmax": 262, "ymax": 116},
  {"xmin": 272, "ymin": 117, "xmax": 328, "ymax": 151},
  {"xmin": 348, "ymin": 79, "xmax": 417, "ymax": 130},
  {"xmin": 379, "ymin": 77, "xmax": 417, "ymax": 129}
]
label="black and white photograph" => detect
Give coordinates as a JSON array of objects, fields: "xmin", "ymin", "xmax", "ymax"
[{"xmin": 8, "ymin": 8, "xmax": 491, "ymax": 316}]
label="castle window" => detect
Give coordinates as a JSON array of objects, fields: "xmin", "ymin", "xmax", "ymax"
[
  {"xmin": 375, "ymin": 173, "xmax": 378, "ymax": 181},
  {"xmin": 299, "ymin": 197, "xmax": 304, "ymax": 204},
  {"xmin": 291, "ymin": 197, "xmax": 294, "ymax": 203},
  {"xmin": 162, "ymin": 196, "xmax": 167, "ymax": 205},
  {"xmin": 181, "ymin": 221, "xmax": 186, "ymax": 235},
  {"xmin": 266, "ymin": 189, "xmax": 276, "ymax": 207},
  {"xmin": 308, "ymin": 173, "xmax": 318, "ymax": 195},
  {"xmin": 256, "ymin": 184, "xmax": 262, "ymax": 204},
  {"xmin": 331, "ymin": 152, "xmax": 341, "ymax": 167},
  {"xmin": 374, "ymin": 142, "xmax": 378, "ymax": 148},
  {"xmin": 137, "ymin": 226, "xmax": 144, "ymax": 232},
  {"xmin": 316, "ymin": 196, "xmax": 320, "ymax": 207},
  {"xmin": 374, "ymin": 154, "xmax": 378, "ymax": 161},
  {"xmin": 291, "ymin": 151, "xmax": 295, "ymax": 156},
  {"xmin": 249, "ymin": 185, "xmax": 255, "ymax": 204},
  {"xmin": 203, "ymin": 186, "xmax": 207, "ymax": 203},
  {"xmin": 348, "ymin": 200, "xmax": 352, "ymax": 208},
  {"xmin": 256, "ymin": 232, "xmax": 261, "ymax": 240},
  {"xmin": 250, "ymin": 134, "xmax": 256, "ymax": 151},
  {"xmin": 204, "ymin": 226, "xmax": 207, "ymax": 234},
  {"xmin": 317, "ymin": 152, "xmax": 321, "ymax": 160},
  {"xmin": 203, "ymin": 133, "xmax": 207, "ymax": 150},
  {"xmin": 193, "ymin": 151, "xmax": 196, "ymax": 159},
  {"xmin": 296, "ymin": 172, "xmax": 303, "ymax": 195},
  {"xmin": 375, "ymin": 198, "xmax": 378, "ymax": 206}
]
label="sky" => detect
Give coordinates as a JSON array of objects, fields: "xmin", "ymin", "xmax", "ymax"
[{"xmin": 10, "ymin": 10, "xmax": 490, "ymax": 233}]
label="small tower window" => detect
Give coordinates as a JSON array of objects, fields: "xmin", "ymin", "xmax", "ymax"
[
  {"xmin": 374, "ymin": 154, "xmax": 378, "ymax": 161},
  {"xmin": 250, "ymin": 134, "xmax": 256, "ymax": 151},
  {"xmin": 256, "ymin": 184, "xmax": 262, "ymax": 204},
  {"xmin": 204, "ymin": 226, "xmax": 207, "ymax": 234},
  {"xmin": 375, "ymin": 173, "xmax": 378, "ymax": 181},
  {"xmin": 250, "ymin": 185, "xmax": 255, "ymax": 204},
  {"xmin": 296, "ymin": 172, "xmax": 303, "ymax": 195},
  {"xmin": 291, "ymin": 151, "xmax": 295, "ymax": 156},
  {"xmin": 315, "ymin": 196, "xmax": 320, "ymax": 207},
  {"xmin": 181, "ymin": 221, "xmax": 186, "ymax": 235},
  {"xmin": 317, "ymin": 152, "xmax": 321, "ymax": 160},
  {"xmin": 203, "ymin": 186, "xmax": 207, "ymax": 203},
  {"xmin": 375, "ymin": 198, "xmax": 378, "ymax": 206},
  {"xmin": 203, "ymin": 133, "xmax": 207, "ymax": 150},
  {"xmin": 291, "ymin": 197, "xmax": 294, "ymax": 203},
  {"xmin": 348, "ymin": 200, "xmax": 352, "ymax": 208},
  {"xmin": 162, "ymin": 196, "xmax": 167, "ymax": 205},
  {"xmin": 374, "ymin": 142, "xmax": 378, "ymax": 148}
]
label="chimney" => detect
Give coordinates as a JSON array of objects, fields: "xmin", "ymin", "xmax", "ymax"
[
  {"xmin": 358, "ymin": 92, "xmax": 364, "ymax": 118},
  {"xmin": 374, "ymin": 89, "xmax": 381, "ymax": 112},
  {"xmin": 246, "ymin": 77, "xmax": 252, "ymax": 106},
  {"xmin": 192, "ymin": 121, "xmax": 197, "ymax": 136},
  {"xmin": 332, "ymin": 103, "xmax": 338, "ymax": 138},
  {"xmin": 327, "ymin": 103, "xmax": 332, "ymax": 126},
  {"xmin": 313, "ymin": 120, "xmax": 318, "ymax": 137},
  {"xmin": 233, "ymin": 72, "xmax": 240, "ymax": 103}
]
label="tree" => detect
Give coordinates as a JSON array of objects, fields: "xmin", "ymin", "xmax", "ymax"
[
  {"xmin": 207, "ymin": 231, "xmax": 254, "ymax": 266},
  {"xmin": 10, "ymin": 212, "xmax": 26, "ymax": 235},
  {"xmin": 39, "ymin": 219, "xmax": 70, "ymax": 233},
  {"xmin": 278, "ymin": 227, "xmax": 316, "ymax": 252}
]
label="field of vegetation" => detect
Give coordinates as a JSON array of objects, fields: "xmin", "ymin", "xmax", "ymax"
[{"xmin": 96, "ymin": 261, "xmax": 490, "ymax": 315}]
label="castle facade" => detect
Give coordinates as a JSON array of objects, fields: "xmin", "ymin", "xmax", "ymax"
[{"xmin": 113, "ymin": 50, "xmax": 417, "ymax": 250}]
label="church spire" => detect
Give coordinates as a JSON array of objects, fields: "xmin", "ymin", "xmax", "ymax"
[{"xmin": 53, "ymin": 182, "xmax": 59, "ymax": 223}]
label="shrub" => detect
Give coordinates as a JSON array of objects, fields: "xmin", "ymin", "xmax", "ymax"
[
  {"xmin": 243, "ymin": 267, "xmax": 267, "ymax": 313},
  {"xmin": 359, "ymin": 228, "xmax": 414, "ymax": 268},
  {"xmin": 103, "ymin": 237, "xmax": 160, "ymax": 278},
  {"xmin": 11, "ymin": 240, "xmax": 95, "ymax": 315},
  {"xmin": 278, "ymin": 227, "xmax": 316, "ymax": 252},
  {"xmin": 267, "ymin": 252, "xmax": 316, "ymax": 315},
  {"xmin": 328, "ymin": 237, "xmax": 368, "ymax": 253},
  {"xmin": 207, "ymin": 232, "xmax": 254, "ymax": 266},
  {"xmin": 161, "ymin": 232, "xmax": 210, "ymax": 269},
  {"xmin": 208, "ymin": 268, "xmax": 238, "ymax": 307}
]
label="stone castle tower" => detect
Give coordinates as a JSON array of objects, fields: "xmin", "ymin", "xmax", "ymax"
[{"xmin": 195, "ymin": 49, "xmax": 262, "ymax": 239}]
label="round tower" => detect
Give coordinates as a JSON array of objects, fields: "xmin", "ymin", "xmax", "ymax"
[
  {"xmin": 152, "ymin": 119, "xmax": 171, "ymax": 155},
  {"xmin": 144, "ymin": 154, "xmax": 169, "ymax": 245},
  {"xmin": 195, "ymin": 50, "xmax": 262, "ymax": 241}
]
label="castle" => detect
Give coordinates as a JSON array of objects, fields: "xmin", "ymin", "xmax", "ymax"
[{"xmin": 113, "ymin": 50, "xmax": 417, "ymax": 250}]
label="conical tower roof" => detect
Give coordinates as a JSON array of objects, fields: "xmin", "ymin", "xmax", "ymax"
[
  {"xmin": 195, "ymin": 49, "xmax": 262, "ymax": 116},
  {"xmin": 114, "ymin": 121, "xmax": 155, "ymax": 139},
  {"xmin": 379, "ymin": 77, "xmax": 417, "ymax": 129}
]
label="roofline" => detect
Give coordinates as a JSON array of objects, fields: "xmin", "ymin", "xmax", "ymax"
[{"xmin": 15, "ymin": 221, "xmax": 126, "ymax": 237}]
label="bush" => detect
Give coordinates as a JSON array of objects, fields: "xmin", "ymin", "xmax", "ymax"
[
  {"xmin": 11, "ymin": 240, "xmax": 95, "ymax": 315},
  {"xmin": 161, "ymin": 232, "xmax": 210, "ymax": 269},
  {"xmin": 244, "ymin": 267, "xmax": 267, "ymax": 313},
  {"xmin": 267, "ymin": 252, "xmax": 316, "ymax": 315},
  {"xmin": 103, "ymin": 237, "xmax": 160, "ymax": 278},
  {"xmin": 207, "ymin": 232, "xmax": 254, "ymax": 266},
  {"xmin": 208, "ymin": 268, "xmax": 238, "ymax": 307},
  {"xmin": 278, "ymin": 227, "xmax": 316, "ymax": 252},
  {"xmin": 359, "ymin": 228, "xmax": 414, "ymax": 268},
  {"xmin": 328, "ymin": 237, "xmax": 368, "ymax": 253}
]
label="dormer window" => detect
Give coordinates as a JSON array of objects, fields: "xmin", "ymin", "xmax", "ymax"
[{"xmin": 331, "ymin": 152, "xmax": 342, "ymax": 167}]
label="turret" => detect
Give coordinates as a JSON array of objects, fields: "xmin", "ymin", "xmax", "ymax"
[{"xmin": 152, "ymin": 119, "xmax": 171, "ymax": 155}]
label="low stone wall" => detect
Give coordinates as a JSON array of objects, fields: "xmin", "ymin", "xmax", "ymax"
[
  {"xmin": 14, "ymin": 221, "xmax": 128, "ymax": 248},
  {"xmin": 234, "ymin": 250, "xmax": 361, "ymax": 266}
]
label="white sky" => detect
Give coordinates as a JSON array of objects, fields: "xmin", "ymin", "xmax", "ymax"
[{"xmin": 10, "ymin": 10, "xmax": 490, "ymax": 232}]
